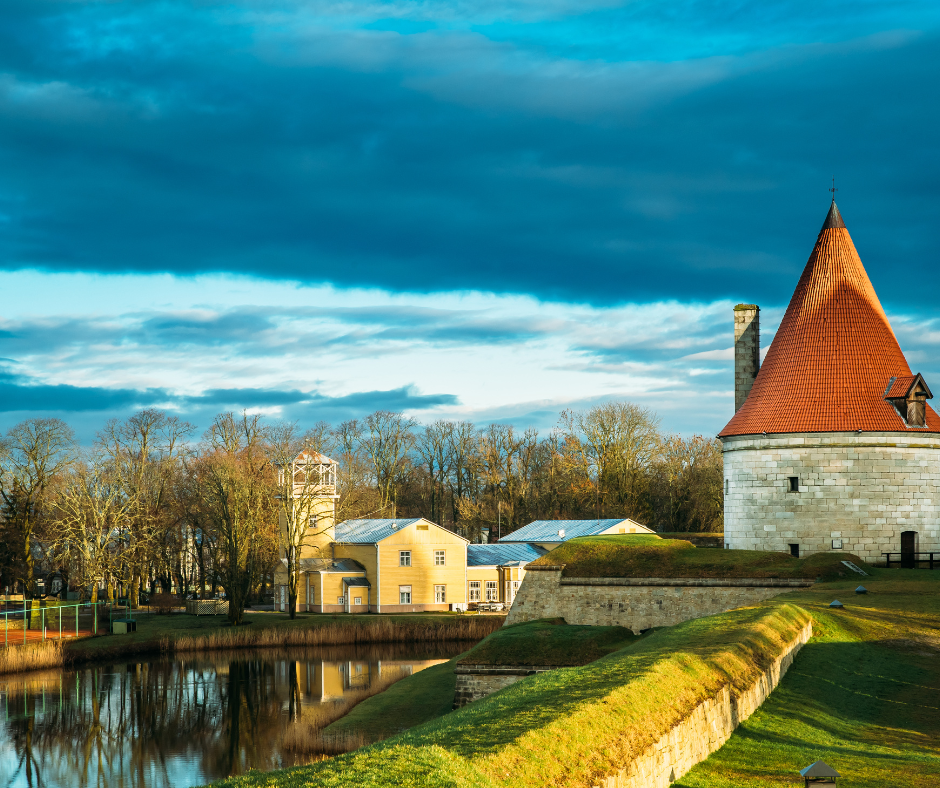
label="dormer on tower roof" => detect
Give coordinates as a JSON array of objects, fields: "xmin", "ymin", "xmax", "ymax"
[
  {"xmin": 884, "ymin": 373, "xmax": 933, "ymax": 428},
  {"xmin": 720, "ymin": 200, "xmax": 940, "ymax": 436}
]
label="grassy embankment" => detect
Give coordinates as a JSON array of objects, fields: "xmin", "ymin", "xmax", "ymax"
[
  {"xmin": 676, "ymin": 570, "xmax": 940, "ymax": 788},
  {"xmin": 535, "ymin": 533, "xmax": 866, "ymax": 580},
  {"xmin": 207, "ymin": 537, "xmax": 940, "ymax": 788},
  {"xmin": 323, "ymin": 618, "xmax": 640, "ymax": 746},
  {"xmin": 0, "ymin": 612, "xmax": 504, "ymax": 677},
  {"xmin": 209, "ymin": 602, "xmax": 813, "ymax": 788}
]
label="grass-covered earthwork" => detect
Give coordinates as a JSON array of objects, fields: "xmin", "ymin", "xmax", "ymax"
[
  {"xmin": 457, "ymin": 617, "xmax": 638, "ymax": 666},
  {"xmin": 206, "ymin": 568, "xmax": 940, "ymax": 788},
  {"xmin": 207, "ymin": 601, "xmax": 812, "ymax": 788},
  {"xmin": 533, "ymin": 534, "xmax": 867, "ymax": 581}
]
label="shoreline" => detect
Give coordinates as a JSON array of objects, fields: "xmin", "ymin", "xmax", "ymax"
[{"xmin": 0, "ymin": 612, "xmax": 504, "ymax": 679}]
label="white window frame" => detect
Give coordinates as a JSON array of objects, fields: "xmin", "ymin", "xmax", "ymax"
[
  {"xmin": 468, "ymin": 581, "xmax": 481, "ymax": 602},
  {"xmin": 399, "ymin": 585, "xmax": 412, "ymax": 604},
  {"xmin": 485, "ymin": 581, "xmax": 498, "ymax": 602},
  {"xmin": 434, "ymin": 549, "xmax": 445, "ymax": 566},
  {"xmin": 337, "ymin": 596, "xmax": 345, "ymax": 605},
  {"xmin": 399, "ymin": 550, "xmax": 411, "ymax": 567},
  {"xmin": 354, "ymin": 596, "xmax": 362, "ymax": 605},
  {"xmin": 434, "ymin": 585, "xmax": 446, "ymax": 603}
]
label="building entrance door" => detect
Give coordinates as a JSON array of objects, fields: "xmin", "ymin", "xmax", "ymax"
[{"xmin": 901, "ymin": 531, "xmax": 917, "ymax": 569}]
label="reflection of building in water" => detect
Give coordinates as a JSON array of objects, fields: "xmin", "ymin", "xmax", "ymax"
[
  {"xmin": 0, "ymin": 652, "xmax": 450, "ymax": 788},
  {"xmin": 291, "ymin": 659, "xmax": 442, "ymax": 701}
]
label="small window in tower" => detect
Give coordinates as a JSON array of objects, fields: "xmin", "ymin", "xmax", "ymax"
[
  {"xmin": 789, "ymin": 543, "xmax": 800, "ymax": 558},
  {"xmin": 725, "ymin": 479, "xmax": 729, "ymax": 495},
  {"xmin": 788, "ymin": 476, "xmax": 800, "ymax": 493}
]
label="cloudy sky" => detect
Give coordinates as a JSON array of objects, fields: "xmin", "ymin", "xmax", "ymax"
[{"xmin": 1, "ymin": 0, "xmax": 939, "ymax": 441}]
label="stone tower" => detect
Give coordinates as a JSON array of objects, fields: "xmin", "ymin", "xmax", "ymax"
[{"xmin": 720, "ymin": 200, "xmax": 940, "ymax": 563}]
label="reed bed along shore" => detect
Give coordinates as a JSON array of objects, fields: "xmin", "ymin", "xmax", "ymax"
[
  {"xmin": 0, "ymin": 614, "xmax": 502, "ymax": 677},
  {"xmin": 173, "ymin": 617, "xmax": 503, "ymax": 654},
  {"xmin": 279, "ymin": 668, "xmax": 411, "ymax": 757},
  {"xmin": 0, "ymin": 640, "xmax": 66, "ymax": 677}
]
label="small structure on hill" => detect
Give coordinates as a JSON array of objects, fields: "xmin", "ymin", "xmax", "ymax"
[
  {"xmin": 498, "ymin": 518, "xmax": 653, "ymax": 551},
  {"xmin": 721, "ymin": 200, "xmax": 940, "ymax": 563}
]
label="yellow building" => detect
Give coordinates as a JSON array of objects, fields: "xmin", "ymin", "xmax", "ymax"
[
  {"xmin": 276, "ymin": 517, "xmax": 470, "ymax": 613},
  {"xmin": 466, "ymin": 543, "xmax": 546, "ymax": 609}
]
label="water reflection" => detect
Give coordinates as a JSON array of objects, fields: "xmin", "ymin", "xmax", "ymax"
[{"xmin": 0, "ymin": 643, "xmax": 460, "ymax": 788}]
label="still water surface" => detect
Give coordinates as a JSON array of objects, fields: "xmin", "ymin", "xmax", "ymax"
[{"xmin": 0, "ymin": 642, "xmax": 462, "ymax": 788}]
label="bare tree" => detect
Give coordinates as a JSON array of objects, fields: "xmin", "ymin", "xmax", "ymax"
[
  {"xmin": 267, "ymin": 421, "xmax": 337, "ymax": 619},
  {"xmin": 559, "ymin": 403, "xmax": 661, "ymax": 519},
  {"xmin": 0, "ymin": 419, "xmax": 75, "ymax": 596},
  {"xmin": 360, "ymin": 411, "xmax": 417, "ymax": 516},
  {"xmin": 98, "ymin": 410, "xmax": 194, "ymax": 604},
  {"xmin": 197, "ymin": 412, "xmax": 276, "ymax": 625},
  {"xmin": 51, "ymin": 449, "xmax": 135, "ymax": 602}
]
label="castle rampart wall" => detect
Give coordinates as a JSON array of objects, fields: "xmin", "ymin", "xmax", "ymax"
[{"xmin": 722, "ymin": 431, "xmax": 940, "ymax": 561}]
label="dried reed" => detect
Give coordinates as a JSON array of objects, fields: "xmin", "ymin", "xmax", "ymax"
[
  {"xmin": 0, "ymin": 640, "xmax": 65, "ymax": 677},
  {"xmin": 173, "ymin": 616, "xmax": 502, "ymax": 654}
]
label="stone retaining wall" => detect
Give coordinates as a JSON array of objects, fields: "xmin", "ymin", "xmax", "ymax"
[
  {"xmin": 506, "ymin": 567, "xmax": 812, "ymax": 631},
  {"xmin": 599, "ymin": 619, "xmax": 813, "ymax": 788},
  {"xmin": 452, "ymin": 664, "xmax": 557, "ymax": 708}
]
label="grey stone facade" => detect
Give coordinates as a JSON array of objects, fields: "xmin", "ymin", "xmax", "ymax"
[
  {"xmin": 506, "ymin": 567, "xmax": 811, "ymax": 631},
  {"xmin": 723, "ymin": 431, "xmax": 940, "ymax": 562}
]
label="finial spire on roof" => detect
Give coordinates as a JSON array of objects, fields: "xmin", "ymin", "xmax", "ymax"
[{"xmin": 821, "ymin": 199, "xmax": 845, "ymax": 230}]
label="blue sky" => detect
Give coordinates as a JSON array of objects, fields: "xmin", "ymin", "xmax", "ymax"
[{"xmin": 1, "ymin": 0, "xmax": 938, "ymax": 441}]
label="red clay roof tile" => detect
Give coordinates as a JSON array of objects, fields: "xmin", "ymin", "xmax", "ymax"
[{"xmin": 720, "ymin": 202, "xmax": 939, "ymax": 436}]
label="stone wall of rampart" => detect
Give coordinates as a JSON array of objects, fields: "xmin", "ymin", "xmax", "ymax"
[
  {"xmin": 723, "ymin": 431, "xmax": 940, "ymax": 561},
  {"xmin": 505, "ymin": 567, "xmax": 811, "ymax": 631},
  {"xmin": 600, "ymin": 620, "xmax": 812, "ymax": 788}
]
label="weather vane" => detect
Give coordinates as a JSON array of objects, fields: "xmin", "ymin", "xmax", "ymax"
[{"xmin": 829, "ymin": 176, "xmax": 837, "ymax": 201}]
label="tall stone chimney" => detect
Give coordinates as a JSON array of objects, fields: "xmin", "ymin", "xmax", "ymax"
[{"xmin": 734, "ymin": 304, "xmax": 760, "ymax": 412}]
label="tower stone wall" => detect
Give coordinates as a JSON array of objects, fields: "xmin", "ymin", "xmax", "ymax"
[
  {"xmin": 733, "ymin": 305, "xmax": 760, "ymax": 412},
  {"xmin": 722, "ymin": 431, "xmax": 940, "ymax": 562}
]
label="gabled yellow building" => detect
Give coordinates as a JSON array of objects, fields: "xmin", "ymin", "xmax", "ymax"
[{"xmin": 275, "ymin": 517, "xmax": 470, "ymax": 613}]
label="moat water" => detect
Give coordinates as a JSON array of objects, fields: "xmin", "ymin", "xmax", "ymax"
[{"xmin": 0, "ymin": 642, "xmax": 461, "ymax": 788}]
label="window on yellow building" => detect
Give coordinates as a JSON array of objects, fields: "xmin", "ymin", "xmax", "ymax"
[
  {"xmin": 468, "ymin": 581, "xmax": 480, "ymax": 601},
  {"xmin": 434, "ymin": 550, "xmax": 445, "ymax": 565},
  {"xmin": 354, "ymin": 597, "xmax": 362, "ymax": 605},
  {"xmin": 435, "ymin": 585, "xmax": 446, "ymax": 603},
  {"xmin": 485, "ymin": 581, "xmax": 498, "ymax": 601},
  {"xmin": 337, "ymin": 596, "xmax": 344, "ymax": 604},
  {"xmin": 399, "ymin": 551, "xmax": 411, "ymax": 566},
  {"xmin": 399, "ymin": 585, "xmax": 412, "ymax": 604}
]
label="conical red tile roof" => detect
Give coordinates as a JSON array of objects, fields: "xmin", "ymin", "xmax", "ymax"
[{"xmin": 720, "ymin": 202, "xmax": 940, "ymax": 436}]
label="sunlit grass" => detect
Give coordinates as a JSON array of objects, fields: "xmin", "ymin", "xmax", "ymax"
[{"xmin": 535, "ymin": 535, "xmax": 870, "ymax": 581}]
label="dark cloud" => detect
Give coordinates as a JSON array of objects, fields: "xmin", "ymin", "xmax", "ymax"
[
  {"xmin": 0, "ymin": 2, "xmax": 936, "ymax": 308},
  {"xmin": 0, "ymin": 367, "xmax": 169, "ymax": 412}
]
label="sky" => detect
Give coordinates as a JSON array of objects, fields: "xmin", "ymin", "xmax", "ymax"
[{"xmin": 1, "ymin": 0, "xmax": 939, "ymax": 442}]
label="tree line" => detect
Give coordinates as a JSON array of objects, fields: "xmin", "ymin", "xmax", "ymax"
[{"xmin": 0, "ymin": 402, "xmax": 722, "ymax": 622}]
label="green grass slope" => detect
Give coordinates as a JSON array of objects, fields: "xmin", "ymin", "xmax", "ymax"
[
  {"xmin": 532, "ymin": 535, "xmax": 866, "ymax": 580},
  {"xmin": 326, "ymin": 655, "xmax": 467, "ymax": 742},
  {"xmin": 458, "ymin": 618, "xmax": 639, "ymax": 666},
  {"xmin": 207, "ymin": 603, "xmax": 811, "ymax": 788},
  {"xmin": 675, "ymin": 569, "xmax": 940, "ymax": 788}
]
